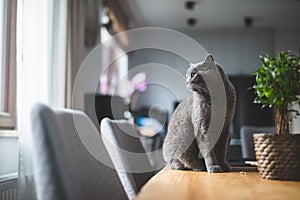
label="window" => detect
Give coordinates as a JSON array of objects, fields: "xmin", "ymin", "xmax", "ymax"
[{"xmin": 0, "ymin": 0, "xmax": 17, "ymax": 129}]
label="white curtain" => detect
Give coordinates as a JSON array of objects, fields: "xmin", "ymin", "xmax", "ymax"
[
  {"xmin": 18, "ymin": 0, "xmax": 69, "ymax": 199},
  {"xmin": 48, "ymin": 0, "xmax": 68, "ymax": 108}
]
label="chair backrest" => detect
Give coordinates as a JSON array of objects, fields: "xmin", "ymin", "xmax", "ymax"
[
  {"xmin": 240, "ymin": 126, "xmax": 276, "ymax": 160},
  {"xmin": 100, "ymin": 118, "xmax": 155, "ymax": 199},
  {"xmin": 31, "ymin": 104, "xmax": 128, "ymax": 200}
]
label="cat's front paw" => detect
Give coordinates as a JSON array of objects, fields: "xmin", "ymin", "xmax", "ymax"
[
  {"xmin": 169, "ymin": 159, "xmax": 186, "ymax": 170},
  {"xmin": 207, "ymin": 165, "xmax": 223, "ymax": 173}
]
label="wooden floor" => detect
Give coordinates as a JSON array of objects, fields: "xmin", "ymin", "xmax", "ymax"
[{"xmin": 136, "ymin": 166, "xmax": 300, "ymax": 200}]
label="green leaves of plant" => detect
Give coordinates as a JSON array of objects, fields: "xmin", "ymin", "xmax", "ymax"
[{"xmin": 252, "ymin": 51, "xmax": 300, "ymax": 109}]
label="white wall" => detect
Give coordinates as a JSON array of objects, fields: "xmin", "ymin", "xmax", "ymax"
[
  {"xmin": 0, "ymin": 137, "xmax": 18, "ymax": 175},
  {"xmin": 184, "ymin": 28, "xmax": 274, "ymax": 74},
  {"xmin": 274, "ymin": 29, "xmax": 300, "ymax": 55}
]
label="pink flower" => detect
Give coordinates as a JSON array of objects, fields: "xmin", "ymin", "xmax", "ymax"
[{"xmin": 131, "ymin": 72, "xmax": 147, "ymax": 92}]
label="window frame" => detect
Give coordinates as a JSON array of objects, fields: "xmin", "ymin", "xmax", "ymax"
[{"xmin": 0, "ymin": 0, "xmax": 17, "ymax": 129}]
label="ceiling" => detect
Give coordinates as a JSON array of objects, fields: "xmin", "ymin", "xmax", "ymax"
[{"xmin": 127, "ymin": 0, "xmax": 300, "ymax": 30}]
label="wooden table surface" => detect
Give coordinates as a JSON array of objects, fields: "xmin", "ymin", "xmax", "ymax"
[{"xmin": 136, "ymin": 166, "xmax": 300, "ymax": 200}]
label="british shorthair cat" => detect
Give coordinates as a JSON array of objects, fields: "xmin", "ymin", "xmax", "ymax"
[{"xmin": 163, "ymin": 55, "xmax": 236, "ymax": 173}]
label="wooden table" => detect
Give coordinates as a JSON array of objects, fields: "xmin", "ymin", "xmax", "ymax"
[{"xmin": 136, "ymin": 166, "xmax": 300, "ymax": 200}]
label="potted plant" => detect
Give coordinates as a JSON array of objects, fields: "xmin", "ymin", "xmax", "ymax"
[{"xmin": 252, "ymin": 51, "xmax": 300, "ymax": 180}]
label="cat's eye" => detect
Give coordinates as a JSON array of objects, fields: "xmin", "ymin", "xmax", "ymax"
[{"xmin": 191, "ymin": 71, "xmax": 197, "ymax": 78}]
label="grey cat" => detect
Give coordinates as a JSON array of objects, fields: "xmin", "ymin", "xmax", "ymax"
[{"xmin": 163, "ymin": 55, "xmax": 236, "ymax": 173}]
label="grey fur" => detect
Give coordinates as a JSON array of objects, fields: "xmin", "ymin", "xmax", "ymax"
[{"xmin": 163, "ymin": 55, "xmax": 236, "ymax": 173}]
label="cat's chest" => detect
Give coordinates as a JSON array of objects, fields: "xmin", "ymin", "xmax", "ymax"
[{"xmin": 191, "ymin": 100, "xmax": 211, "ymax": 123}]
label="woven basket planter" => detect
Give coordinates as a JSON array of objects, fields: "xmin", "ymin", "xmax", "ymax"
[{"xmin": 253, "ymin": 133, "xmax": 300, "ymax": 181}]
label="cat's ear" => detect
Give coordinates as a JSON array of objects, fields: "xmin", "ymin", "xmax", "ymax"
[{"xmin": 204, "ymin": 54, "xmax": 214, "ymax": 64}]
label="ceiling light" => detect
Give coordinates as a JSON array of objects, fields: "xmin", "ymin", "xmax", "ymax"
[
  {"xmin": 244, "ymin": 17, "xmax": 254, "ymax": 28},
  {"xmin": 187, "ymin": 18, "xmax": 197, "ymax": 26},
  {"xmin": 185, "ymin": 1, "xmax": 197, "ymax": 10}
]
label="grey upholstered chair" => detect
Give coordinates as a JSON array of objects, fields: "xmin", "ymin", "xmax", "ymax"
[
  {"xmin": 30, "ymin": 104, "xmax": 128, "ymax": 200},
  {"xmin": 240, "ymin": 126, "xmax": 276, "ymax": 161},
  {"xmin": 100, "ymin": 118, "xmax": 156, "ymax": 199}
]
